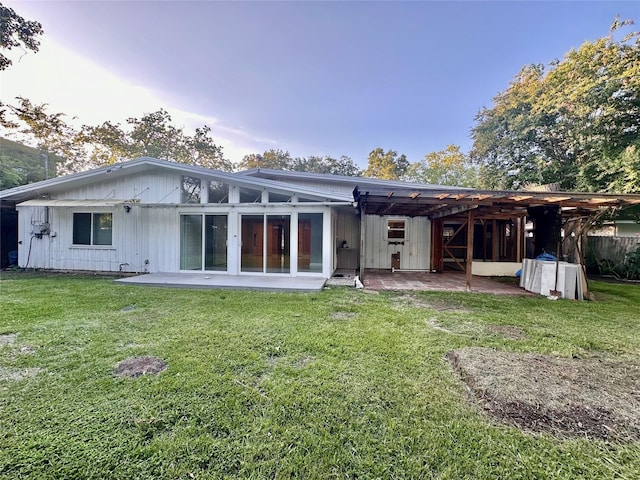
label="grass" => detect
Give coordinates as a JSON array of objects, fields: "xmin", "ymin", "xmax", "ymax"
[{"xmin": 0, "ymin": 271, "xmax": 639, "ymax": 479}]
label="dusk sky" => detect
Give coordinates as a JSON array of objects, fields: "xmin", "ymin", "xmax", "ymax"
[{"xmin": 3, "ymin": 1, "xmax": 638, "ymax": 167}]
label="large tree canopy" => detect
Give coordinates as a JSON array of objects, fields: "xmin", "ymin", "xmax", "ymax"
[
  {"xmin": 471, "ymin": 18, "xmax": 640, "ymax": 193},
  {"xmin": 237, "ymin": 149, "xmax": 361, "ymax": 176},
  {"xmin": 404, "ymin": 144, "xmax": 478, "ymax": 187},
  {"xmin": 363, "ymin": 148, "xmax": 409, "ymax": 180},
  {"xmin": 3, "ymin": 100, "xmax": 231, "ymax": 175}
]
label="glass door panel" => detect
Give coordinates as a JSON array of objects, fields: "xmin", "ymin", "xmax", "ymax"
[
  {"xmin": 266, "ymin": 215, "xmax": 290, "ymax": 273},
  {"xmin": 298, "ymin": 213, "xmax": 323, "ymax": 273},
  {"xmin": 204, "ymin": 215, "xmax": 227, "ymax": 271},
  {"xmin": 241, "ymin": 215, "xmax": 264, "ymax": 272},
  {"xmin": 180, "ymin": 215, "xmax": 202, "ymax": 270}
]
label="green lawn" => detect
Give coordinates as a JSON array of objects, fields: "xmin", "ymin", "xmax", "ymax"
[{"xmin": 1, "ymin": 272, "xmax": 639, "ymax": 479}]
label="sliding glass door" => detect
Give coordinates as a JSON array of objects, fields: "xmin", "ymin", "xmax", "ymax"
[
  {"xmin": 241, "ymin": 214, "xmax": 291, "ymax": 273},
  {"xmin": 298, "ymin": 213, "xmax": 323, "ymax": 273},
  {"xmin": 180, "ymin": 214, "xmax": 227, "ymax": 271}
]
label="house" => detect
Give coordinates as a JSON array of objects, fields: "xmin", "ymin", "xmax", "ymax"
[{"xmin": 2, "ymin": 157, "xmax": 640, "ymax": 290}]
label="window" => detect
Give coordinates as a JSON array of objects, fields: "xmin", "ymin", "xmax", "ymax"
[
  {"xmin": 387, "ymin": 219, "xmax": 405, "ymax": 240},
  {"xmin": 208, "ymin": 181, "xmax": 229, "ymax": 203},
  {"xmin": 182, "ymin": 176, "xmax": 201, "ymax": 203},
  {"xmin": 73, "ymin": 213, "xmax": 112, "ymax": 245},
  {"xmin": 239, "ymin": 187, "xmax": 262, "ymax": 203},
  {"xmin": 268, "ymin": 191, "xmax": 291, "ymax": 203}
]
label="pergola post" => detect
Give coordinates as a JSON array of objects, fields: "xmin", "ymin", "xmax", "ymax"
[
  {"xmin": 466, "ymin": 209, "xmax": 474, "ymax": 291},
  {"xmin": 359, "ymin": 209, "xmax": 365, "ymax": 280}
]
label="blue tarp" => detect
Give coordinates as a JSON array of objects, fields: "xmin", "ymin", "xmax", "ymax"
[{"xmin": 516, "ymin": 253, "xmax": 557, "ymax": 277}]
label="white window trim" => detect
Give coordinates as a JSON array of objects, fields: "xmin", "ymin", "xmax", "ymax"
[
  {"xmin": 72, "ymin": 211, "xmax": 114, "ymax": 247},
  {"xmin": 387, "ymin": 218, "xmax": 406, "ymax": 240}
]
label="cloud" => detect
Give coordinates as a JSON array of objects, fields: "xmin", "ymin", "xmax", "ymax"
[{"xmin": 0, "ymin": 36, "xmax": 273, "ymax": 163}]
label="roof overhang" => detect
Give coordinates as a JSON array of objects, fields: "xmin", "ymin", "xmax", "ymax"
[
  {"xmin": 353, "ymin": 186, "xmax": 640, "ymax": 220},
  {"xmin": 17, "ymin": 199, "xmax": 136, "ymax": 207}
]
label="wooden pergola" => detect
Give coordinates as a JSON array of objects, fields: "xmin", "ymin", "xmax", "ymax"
[{"xmin": 353, "ymin": 186, "xmax": 640, "ymax": 291}]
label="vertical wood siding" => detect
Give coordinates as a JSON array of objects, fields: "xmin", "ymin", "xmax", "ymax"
[{"xmin": 364, "ymin": 215, "xmax": 431, "ymax": 270}]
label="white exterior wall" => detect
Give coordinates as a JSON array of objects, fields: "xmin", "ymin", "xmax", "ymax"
[
  {"xmin": 12, "ymin": 167, "xmax": 361, "ymax": 278},
  {"xmin": 59, "ymin": 170, "xmax": 181, "ymax": 203},
  {"xmin": 472, "ymin": 261, "xmax": 521, "ymax": 277},
  {"xmin": 16, "ymin": 204, "xmax": 143, "ymax": 272},
  {"xmin": 15, "ymin": 165, "xmax": 337, "ymax": 278},
  {"xmin": 15, "ymin": 170, "xmax": 180, "ymax": 272},
  {"xmin": 363, "ymin": 215, "xmax": 431, "ymax": 270}
]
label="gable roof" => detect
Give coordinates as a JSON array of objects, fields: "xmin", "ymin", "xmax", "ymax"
[
  {"xmin": 0, "ymin": 157, "xmax": 354, "ymax": 203},
  {"xmin": 238, "ymin": 167, "xmax": 462, "ymax": 191}
]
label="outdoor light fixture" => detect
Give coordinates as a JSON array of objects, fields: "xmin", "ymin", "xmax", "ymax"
[{"xmin": 123, "ymin": 205, "xmax": 131, "ymax": 213}]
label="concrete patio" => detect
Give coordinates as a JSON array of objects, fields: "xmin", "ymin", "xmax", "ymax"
[
  {"xmin": 361, "ymin": 270, "xmax": 529, "ymax": 295},
  {"xmin": 114, "ymin": 270, "xmax": 529, "ymax": 295},
  {"xmin": 115, "ymin": 272, "xmax": 326, "ymax": 292}
]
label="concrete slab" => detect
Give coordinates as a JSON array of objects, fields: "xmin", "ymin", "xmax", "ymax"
[
  {"xmin": 363, "ymin": 270, "xmax": 531, "ymax": 295},
  {"xmin": 115, "ymin": 273, "xmax": 326, "ymax": 292}
]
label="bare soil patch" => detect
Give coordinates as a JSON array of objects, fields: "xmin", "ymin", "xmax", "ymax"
[
  {"xmin": 392, "ymin": 294, "xmax": 471, "ymax": 313},
  {"xmin": 446, "ymin": 347, "xmax": 640, "ymax": 440},
  {"xmin": 114, "ymin": 356, "xmax": 167, "ymax": 378},
  {"xmin": 331, "ymin": 311, "xmax": 358, "ymax": 320},
  {"xmin": 0, "ymin": 334, "xmax": 17, "ymax": 346},
  {"xmin": 0, "ymin": 367, "xmax": 41, "ymax": 381},
  {"xmin": 427, "ymin": 318, "xmax": 483, "ymax": 336},
  {"xmin": 486, "ymin": 324, "xmax": 528, "ymax": 340},
  {"xmin": 295, "ymin": 355, "xmax": 314, "ymax": 368}
]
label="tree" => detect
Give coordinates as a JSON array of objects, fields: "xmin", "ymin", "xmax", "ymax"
[
  {"xmin": 291, "ymin": 155, "xmax": 361, "ymax": 176},
  {"xmin": 5, "ymin": 97, "xmax": 84, "ymax": 175},
  {"xmin": 3, "ymin": 101, "xmax": 231, "ymax": 176},
  {"xmin": 0, "ymin": 3, "xmax": 44, "ymax": 127},
  {"xmin": 237, "ymin": 149, "xmax": 293, "ymax": 170},
  {"xmin": 363, "ymin": 148, "xmax": 409, "ymax": 180},
  {"xmin": 405, "ymin": 145, "xmax": 478, "ymax": 187},
  {"xmin": 471, "ymin": 18, "xmax": 640, "ymax": 193},
  {"xmin": 0, "ymin": 137, "xmax": 60, "ymax": 188},
  {"xmin": 0, "ymin": 3, "xmax": 43, "ymax": 71}
]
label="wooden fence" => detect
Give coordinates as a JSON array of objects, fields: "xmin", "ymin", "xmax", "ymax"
[{"xmin": 585, "ymin": 236, "xmax": 640, "ymax": 271}]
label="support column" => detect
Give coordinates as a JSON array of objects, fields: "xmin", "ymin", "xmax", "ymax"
[
  {"xmin": 466, "ymin": 210, "xmax": 474, "ymax": 291},
  {"xmin": 359, "ymin": 210, "xmax": 366, "ymax": 279}
]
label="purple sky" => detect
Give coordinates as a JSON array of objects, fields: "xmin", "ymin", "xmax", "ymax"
[{"xmin": 5, "ymin": 1, "xmax": 639, "ymax": 167}]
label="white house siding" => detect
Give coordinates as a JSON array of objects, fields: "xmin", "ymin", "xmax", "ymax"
[
  {"xmin": 59, "ymin": 170, "xmax": 181, "ymax": 204},
  {"xmin": 363, "ymin": 215, "xmax": 431, "ymax": 270},
  {"xmin": 12, "ymin": 167, "xmax": 343, "ymax": 277},
  {"xmin": 16, "ymin": 204, "xmax": 138, "ymax": 272}
]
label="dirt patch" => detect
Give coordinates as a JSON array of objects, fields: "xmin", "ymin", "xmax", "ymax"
[
  {"xmin": 0, "ymin": 334, "xmax": 17, "ymax": 346},
  {"xmin": 294, "ymin": 356, "xmax": 314, "ymax": 368},
  {"xmin": 114, "ymin": 356, "xmax": 167, "ymax": 378},
  {"xmin": 446, "ymin": 347, "xmax": 640, "ymax": 440},
  {"xmin": 331, "ymin": 311, "xmax": 358, "ymax": 320},
  {"xmin": 0, "ymin": 367, "xmax": 41, "ymax": 381},
  {"xmin": 427, "ymin": 318, "xmax": 483, "ymax": 336},
  {"xmin": 486, "ymin": 324, "xmax": 527, "ymax": 340},
  {"xmin": 392, "ymin": 294, "xmax": 471, "ymax": 313}
]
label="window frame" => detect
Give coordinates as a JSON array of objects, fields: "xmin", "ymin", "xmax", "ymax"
[
  {"xmin": 387, "ymin": 219, "xmax": 406, "ymax": 240},
  {"xmin": 72, "ymin": 212, "xmax": 113, "ymax": 246}
]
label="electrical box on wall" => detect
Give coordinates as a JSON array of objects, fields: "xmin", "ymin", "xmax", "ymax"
[{"xmin": 31, "ymin": 222, "xmax": 50, "ymax": 237}]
